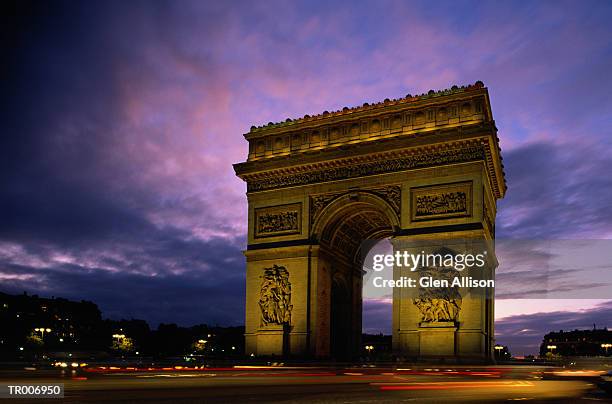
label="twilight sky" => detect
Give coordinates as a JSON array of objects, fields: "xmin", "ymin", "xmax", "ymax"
[{"xmin": 2, "ymin": 0, "xmax": 612, "ymax": 355}]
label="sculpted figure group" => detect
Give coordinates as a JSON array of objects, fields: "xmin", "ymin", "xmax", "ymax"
[
  {"xmin": 413, "ymin": 266, "xmax": 462, "ymax": 322},
  {"xmin": 259, "ymin": 265, "xmax": 292, "ymax": 326}
]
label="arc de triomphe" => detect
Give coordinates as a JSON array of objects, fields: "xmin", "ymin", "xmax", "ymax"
[{"xmin": 234, "ymin": 81, "xmax": 506, "ymax": 361}]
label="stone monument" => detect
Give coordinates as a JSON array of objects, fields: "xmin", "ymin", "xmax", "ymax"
[{"xmin": 234, "ymin": 81, "xmax": 506, "ymax": 361}]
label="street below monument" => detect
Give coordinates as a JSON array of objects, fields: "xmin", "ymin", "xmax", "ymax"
[{"xmin": 1, "ymin": 364, "xmax": 609, "ymax": 403}]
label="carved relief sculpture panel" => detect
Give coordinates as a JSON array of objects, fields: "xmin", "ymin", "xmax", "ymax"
[
  {"xmin": 254, "ymin": 203, "xmax": 302, "ymax": 238},
  {"xmin": 411, "ymin": 181, "xmax": 472, "ymax": 222},
  {"xmin": 413, "ymin": 267, "xmax": 462, "ymax": 323},
  {"xmin": 259, "ymin": 265, "xmax": 293, "ymax": 327}
]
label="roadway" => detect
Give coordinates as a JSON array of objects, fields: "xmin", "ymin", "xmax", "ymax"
[{"xmin": 1, "ymin": 365, "xmax": 609, "ymax": 403}]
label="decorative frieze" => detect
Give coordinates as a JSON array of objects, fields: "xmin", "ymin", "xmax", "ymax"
[
  {"xmin": 247, "ymin": 145, "xmax": 485, "ymax": 192},
  {"xmin": 416, "ymin": 192, "xmax": 466, "ymax": 216},
  {"xmin": 411, "ymin": 182, "xmax": 472, "ymax": 221},
  {"xmin": 310, "ymin": 193, "xmax": 341, "ymax": 223},
  {"xmin": 374, "ymin": 186, "xmax": 401, "ymax": 215},
  {"xmin": 309, "ymin": 186, "xmax": 401, "ymax": 225},
  {"xmin": 254, "ymin": 203, "xmax": 302, "ymax": 238}
]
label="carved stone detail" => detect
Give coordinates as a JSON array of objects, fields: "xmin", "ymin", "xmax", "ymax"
[
  {"xmin": 259, "ymin": 265, "xmax": 292, "ymax": 326},
  {"xmin": 258, "ymin": 211, "xmax": 298, "ymax": 233},
  {"xmin": 310, "ymin": 186, "xmax": 401, "ymax": 226},
  {"xmin": 413, "ymin": 267, "xmax": 462, "ymax": 322},
  {"xmin": 372, "ymin": 186, "xmax": 401, "ymax": 215},
  {"xmin": 254, "ymin": 203, "xmax": 301, "ymax": 238},
  {"xmin": 411, "ymin": 182, "xmax": 472, "ymax": 221},
  {"xmin": 310, "ymin": 193, "xmax": 342, "ymax": 224},
  {"xmin": 416, "ymin": 191, "xmax": 466, "ymax": 216},
  {"xmin": 247, "ymin": 146, "xmax": 485, "ymax": 192}
]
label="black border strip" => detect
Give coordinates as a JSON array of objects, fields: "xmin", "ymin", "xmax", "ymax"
[
  {"xmin": 395, "ymin": 222, "xmax": 483, "ymax": 236},
  {"xmin": 247, "ymin": 238, "xmax": 312, "ymax": 250}
]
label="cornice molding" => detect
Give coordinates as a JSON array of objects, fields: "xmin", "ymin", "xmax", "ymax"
[
  {"xmin": 239, "ymin": 138, "xmax": 504, "ymax": 198},
  {"xmin": 234, "ymin": 84, "xmax": 507, "ymax": 199},
  {"xmin": 246, "ymin": 81, "xmax": 487, "ymax": 137}
]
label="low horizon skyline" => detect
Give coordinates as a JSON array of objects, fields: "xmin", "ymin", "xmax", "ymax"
[{"xmin": 3, "ymin": 287, "xmax": 610, "ymax": 356}]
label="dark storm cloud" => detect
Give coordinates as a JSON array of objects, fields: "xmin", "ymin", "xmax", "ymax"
[
  {"xmin": 1, "ymin": 1, "xmax": 249, "ymax": 325},
  {"xmin": 494, "ymin": 239, "xmax": 612, "ymax": 299},
  {"xmin": 496, "ymin": 270, "xmax": 608, "ymax": 299},
  {"xmin": 491, "ymin": 141, "xmax": 612, "ymax": 301},
  {"xmin": 2, "ymin": 1, "xmax": 151, "ymax": 243},
  {"xmin": 0, "ymin": 233, "xmax": 246, "ymax": 326},
  {"xmin": 3, "ymin": 264, "xmax": 245, "ymax": 327},
  {"xmin": 497, "ymin": 141, "xmax": 612, "ymax": 239},
  {"xmin": 495, "ymin": 301, "xmax": 612, "ymax": 356}
]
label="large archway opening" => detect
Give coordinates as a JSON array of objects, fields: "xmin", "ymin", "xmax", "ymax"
[
  {"xmin": 361, "ymin": 238, "xmax": 395, "ymax": 360},
  {"xmin": 312, "ymin": 193, "xmax": 398, "ymax": 360}
]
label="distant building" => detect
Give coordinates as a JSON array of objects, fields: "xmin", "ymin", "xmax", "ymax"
[
  {"xmin": 540, "ymin": 327, "xmax": 612, "ymax": 357},
  {"xmin": 0, "ymin": 291, "xmax": 103, "ymax": 356},
  {"xmin": 0, "ymin": 291, "xmax": 245, "ymax": 359}
]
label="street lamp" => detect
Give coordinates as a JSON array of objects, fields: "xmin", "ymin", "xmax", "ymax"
[
  {"xmin": 547, "ymin": 345, "xmax": 557, "ymax": 355},
  {"xmin": 112, "ymin": 334, "xmax": 126, "ymax": 348},
  {"xmin": 494, "ymin": 345, "xmax": 504, "ymax": 357},
  {"xmin": 601, "ymin": 343, "xmax": 612, "ymax": 354},
  {"xmin": 365, "ymin": 345, "xmax": 374, "ymax": 353},
  {"xmin": 34, "ymin": 328, "xmax": 52, "ymax": 338}
]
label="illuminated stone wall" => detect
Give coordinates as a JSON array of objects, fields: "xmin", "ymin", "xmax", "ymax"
[{"xmin": 235, "ymin": 82, "xmax": 505, "ymax": 361}]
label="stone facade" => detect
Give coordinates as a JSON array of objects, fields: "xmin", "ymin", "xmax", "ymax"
[{"xmin": 234, "ymin": 81, "xmax": 506, "ymax": 361}]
